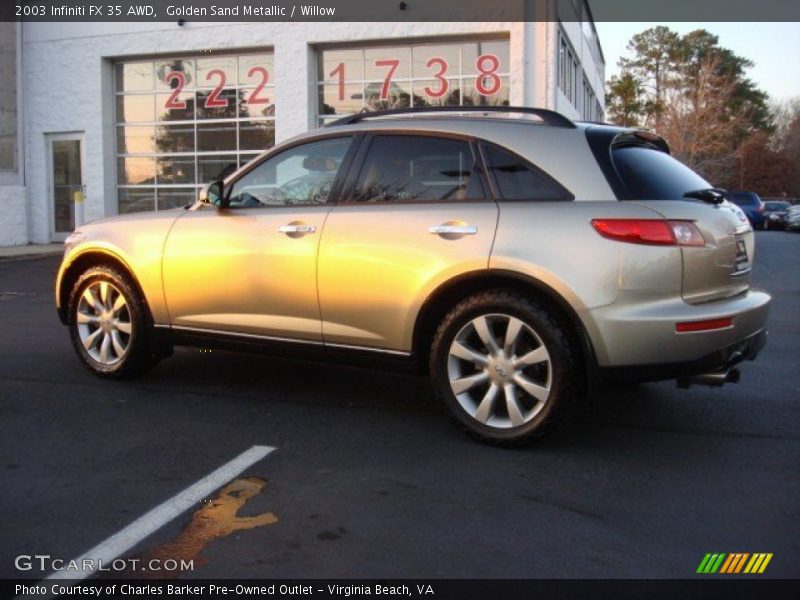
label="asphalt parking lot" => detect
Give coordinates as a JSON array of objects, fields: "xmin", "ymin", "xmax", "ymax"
[{"xmin": 1, "ymin": 231, "xmax": 798, "ymax": 581}]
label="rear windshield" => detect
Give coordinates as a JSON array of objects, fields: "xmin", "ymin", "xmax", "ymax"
[{"xmin": 612, "ymin": 146, "xmax": 711, "ymax": 200}]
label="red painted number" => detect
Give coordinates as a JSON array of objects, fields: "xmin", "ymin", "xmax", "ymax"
[
  {"xmin": 475, "ymin": 54, "xmax": 501, "ymax": 96},
  {"xmin": 246, "ymin": 66, "xmax": 269, "ymax": 105},
  {"xmin": 374, "ymin": 59, "xmax": 400, "ymax": 100},
  {"xmin": 330, "ymin": 62, "xmax": 346, "ymax": 101},
  {"xmin": 424, "ymin": 57, "xmax": 449, "ymax": 98},
  {"xmin": 164, "ymin": 71, "xmax": 187, "ymax": 110},
  {"xmin": 204, "ymin": 68, "xmax": 229, "ymax": 108}
]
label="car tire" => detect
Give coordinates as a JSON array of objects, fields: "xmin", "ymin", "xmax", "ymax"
[
  {"xmin": 67, "ymin": 265, "xmax": 159, "ymax": 379},
  {"xmin": 429, "ymin": 290, "xmax": 582, "ymax": 446}
]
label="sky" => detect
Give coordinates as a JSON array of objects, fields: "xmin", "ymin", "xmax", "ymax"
[{"xmin": 594, "ymin": 22, "xmax": 800, "ymax": 104}]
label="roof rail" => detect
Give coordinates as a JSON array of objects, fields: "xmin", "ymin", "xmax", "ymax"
[{"xmin": 324, "ymin": 106, "xmax": 576, "ymax": 129}]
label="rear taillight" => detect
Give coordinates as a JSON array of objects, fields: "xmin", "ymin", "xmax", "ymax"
[
  {"xmin": 591, "ymin": 219, "xmax": 705, "ymax": 247},
  {"xmin": 757, "ymin": 205, "xmax": 765, "ymax": 213}
]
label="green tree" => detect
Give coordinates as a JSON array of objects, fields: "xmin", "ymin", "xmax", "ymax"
[
  {"xmin": 618, "ymin": 26, "xmax": 681, "ymax": 130},
  {"xmin": 606, "ymin": 26, "xmax": 776, "ymax": 186},
  {"xmin": 605, "ymin": 72, "xmax": 644, "ymax": 127},
  {"xmin": 677, "ymin": 29, "xmax": 772, "ymax": 136}
]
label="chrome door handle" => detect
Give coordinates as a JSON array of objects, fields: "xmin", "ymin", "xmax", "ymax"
[
  {"xmin": 429, "ymin": 224, "xmax": 478, "ymax": 235},
  {"xmin": 278, "ymin": 223, "xmax": 317, "ymax": 234}
]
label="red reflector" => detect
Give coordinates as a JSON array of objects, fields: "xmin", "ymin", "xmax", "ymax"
[
  {"xmin": 591, "ymin": 219, "xmax": 675, "ymax": 245},
  {"xmin": 676, "ymin": 318, "xmax": 733, "ymax": 333}
]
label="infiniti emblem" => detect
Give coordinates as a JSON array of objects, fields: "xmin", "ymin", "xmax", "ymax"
[{"xmin": 494, "ymin": 365, "xmax": 509, "ymax": 378}]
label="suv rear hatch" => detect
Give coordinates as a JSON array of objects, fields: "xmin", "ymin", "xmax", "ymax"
[{"xmin": 595, "ymin": 130, "xmax": 753, "ymax": 304}]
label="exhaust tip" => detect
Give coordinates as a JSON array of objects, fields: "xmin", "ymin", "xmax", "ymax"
[{"xmin": 676, "ymin": 366, "xmax": 740, "ymax": 389}]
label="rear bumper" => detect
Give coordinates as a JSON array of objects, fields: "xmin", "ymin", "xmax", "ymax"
[
  {"xmin": 600, "ymin": 327, "xmax": 767, "ymax": 383},
  {"xmin": 585, "ymin": 289, "xmax": 771, "ymax": 368}
]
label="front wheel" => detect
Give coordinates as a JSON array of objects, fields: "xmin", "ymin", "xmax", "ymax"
[
  {"xmin": 429, "ymin": 291, "xmax": 582, "ymax": 446},
  {"xmin": 67, "ymin": 266, "xmax": 159, "ymax": 378}
]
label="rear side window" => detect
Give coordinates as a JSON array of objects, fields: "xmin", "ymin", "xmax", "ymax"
[
  {"xmin": 484, "ymin": 145, "xmax": 572, "ymax": 201},
  {"xmin": 613, "ymin": 146, "xmax": 710, "ymax": 200},
  {"xmin": 352, "ymin": 135, "xmax": 486, "ymax": 203}
]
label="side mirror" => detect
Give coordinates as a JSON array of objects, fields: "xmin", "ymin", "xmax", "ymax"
[{"xmin": 199, "ymin": 180, "xmax": 226, "ymax": 207}]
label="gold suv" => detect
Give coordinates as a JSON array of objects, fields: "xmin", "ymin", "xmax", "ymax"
[{"xmin": 56, "ymin": 107, "xmax": 770, "ymax": 445}]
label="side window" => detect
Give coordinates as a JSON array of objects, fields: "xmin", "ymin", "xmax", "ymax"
[
  {"xmin": 484, "ymin": 144, "xmax": 572, "ymax": 201},
  {"xmin": 352, "ymin": 135, "xmax": 486, "ymax": 203},
  {"xmin": 227, "ymin": 136, "xmax": 353, "ymax": 208}
]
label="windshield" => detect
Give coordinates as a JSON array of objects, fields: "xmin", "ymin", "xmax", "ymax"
[{"xmin": 613, "ymin": 146, "xmax": 711, "ymax": 200}]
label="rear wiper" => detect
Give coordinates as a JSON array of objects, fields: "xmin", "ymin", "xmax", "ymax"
[{"xmin": 683, "ymin": 188, "xmax": 727, "ymax": 205}]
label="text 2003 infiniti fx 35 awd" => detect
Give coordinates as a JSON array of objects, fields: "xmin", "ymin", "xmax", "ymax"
[{"xmin": 55, "ymin": 107, "xmax": 770, "ymax": 445}]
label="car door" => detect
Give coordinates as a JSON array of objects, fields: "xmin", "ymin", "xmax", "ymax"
[
  {"xmin": 162, "ymin": 135, "xmax": 356, "ymax": 342},
  {"xmin": 317, "ymin": 132, "xmax": 499, "ymax": 353}
]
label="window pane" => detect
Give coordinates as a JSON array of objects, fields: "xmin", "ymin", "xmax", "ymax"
[
  {"xmin": 364, "ymin": 47, "xmax": 410, "ymax": 81},
  {"xmin": 196, "ymin": 88, "xmax": 238, "ymax": 119},
  {"xmin": 238, "ymin": 54, "xmax": 274, "ymax": 86},
  {"xmin": 239, "ymin": 121, "xmax": 275, "ymax": 152},
  {"xmin": 319, "ymin": 84, "xmax": 363, "ymax": 116},
  {"xmin": 156, "ymin": 123, "xmax": 194, "ymax": 153},
  {"xmin": 364, "ymin": 80, "xmax": 411, "ymax": 111},
  {"xmin": 157, "ymin": 156, "xmax": 195, "ymax": 184},
  {"xmin": 461, "ymin": 76, "xmax": 509, "ymax": 106},
  {"xmin": 53, "ymin": 186, "xmax": 75, "ymax": 232},
  {"xmin": 462, "ymin": 41, "xmax": 510, "ymax": 76},
  {"xmin": 0, "ymin": 21, "xmax": 17, "ymax": 171},
  {"xmin": 156, "ymin": 92, "xmax": 195, "ymax": 122},
  {"xmin": 118, "ymin": 188, "xmax": 155, "ymax": 214},
  {"xmin": 238, "ymin": 89, "xmax": 275, "ymax": 118},
  {"xmin": 412, "ymin": 80, "xmax": 461, "ymax": 107},
  {"xmin": 115, "ymin": 95, "xmax": 155, "ymax": 124},
  {"xmin": 117, "ymin": 126, "xmax": 154, "ymax": 154},
  {"xmin": 485, "ymin": 145, "xmax": 570, "ymax": 201},
  {"xmin": 353, "ymin": 136, "xmax": 481, "ymax": 203},
  {"xmin": 198, "ymin": 154, "xmax": 239, "ymax": 183},
  {"xmin": 115, "ymin": 62, "xmax": 153, "ymax": 93},
  {"xmin": 412, "ymin": 44, "xmax": 460, "ymax": 78},
  {"xmin": 228, "ymin": 136, "xmax": 352, "ymax": 207},
  {"xmin": 158, "ymin": 189, "xmax": 197, "ymax": 210},
  {"xmin": 197, "ymin": 122, "xmax": 236, "ymax": 152},
  {"xmin": 196, "ymin": 57, "xmax": 236, "ymax": 88},
  {"xmin": 319, "ymin": 49, "xmax": 363, "ymax": 83},
  {"xmin": 117, "ymin": 157, "xmax": 155, "ymax": 185},
  {"xmin": 155, "ymin": 60, "xmax": 195, "ymax": 91}
]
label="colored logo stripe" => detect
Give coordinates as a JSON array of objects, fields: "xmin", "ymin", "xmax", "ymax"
[
  {"xmin": 720, "ymin": 553, "xmax": 749, "ymax": 573},
  {"xmin": 697, "ymin": 553, "xmax": 726, "ymax": 573},
  {"xmin": 697, "ymin": 552, "xmax": 773, "ymax": 574},
  {"xmin": 744, "ymin": 553, "xmax": 773, "ymax": 574}
]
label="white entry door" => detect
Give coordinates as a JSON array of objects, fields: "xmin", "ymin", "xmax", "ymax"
[{"xmin": 47, "ymin": 132, "xmax": 85, "ymax": 241}]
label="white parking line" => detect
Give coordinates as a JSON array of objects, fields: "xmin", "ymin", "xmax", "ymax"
[{"xmin": 45, "ymin": 444, "xmax": 275, "ymax": 582}]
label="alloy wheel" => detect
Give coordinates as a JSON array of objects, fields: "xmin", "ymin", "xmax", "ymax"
[
  {"xmin": 447, "ymin": 313, "xmax": 552, "ymax": 429},
  {"xmin": 76, "ymin": 280, "xmax": 132, "ymax": 365}
]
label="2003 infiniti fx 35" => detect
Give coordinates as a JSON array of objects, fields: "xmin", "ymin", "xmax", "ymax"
[{"xmin": 56, "ymin": 106, "xmax": 770, "ymax": 445}]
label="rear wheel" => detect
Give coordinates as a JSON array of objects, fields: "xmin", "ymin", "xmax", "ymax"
[
  {"xmin": 430, "ymin": 291, "xmax": 581, "ymax": 446},
  {"xmin": 68, "ymin": 266, "xmax": 158, "ymax": 378}
]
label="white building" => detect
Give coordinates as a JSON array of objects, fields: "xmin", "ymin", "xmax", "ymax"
[{"xmin": 0, "ymin": 7, "xmax": 605, "ymax": 246}]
